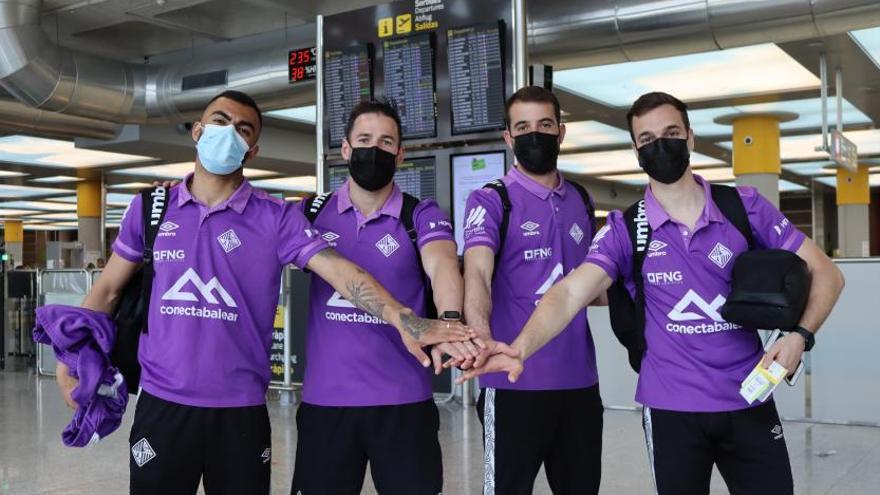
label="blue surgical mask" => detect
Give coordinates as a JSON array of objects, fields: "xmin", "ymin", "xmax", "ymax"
[{"xmin": 195, "ymin": 123, "xmax": 251, "ymax": 175}]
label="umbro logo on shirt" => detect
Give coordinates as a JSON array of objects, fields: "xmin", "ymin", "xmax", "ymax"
[
  {"xmin": 158, "ymin": 221, "xmax": 179, "ymax": 237},
  {"xmin": 708, "ymin": 242, "xmax": 733, "ymax": 269},
  {"xmin": 520, "ymin": 221, "xmax": 540, "ymax": 237},
  {"xmin": 570, "ymin": 223, "xmax": 584, "ymax": 245},
  {"xmin": 217, "ymin": 229, "xmax": 242, "ymax": 253},
  {"xmin": 322, "ymin": 232, "xmax": 340, "ymax": 246},
  {"xmin": 771, "ymin": 424, "xmax": 784, "ymax": 440},
  {"xmin": 375, "ymin": 234, "xmax": 400, "ymax": 258},
  {"xmin": 131, "ymin": 438, "xmax": 157, "ymax": 468},
  {"xmin": 261, "ymin": 448, "xmax": 272, "ymax": 464},
  {"xmin": 647, "ymin": 240, "xmax": 668, "ymax": 258}
]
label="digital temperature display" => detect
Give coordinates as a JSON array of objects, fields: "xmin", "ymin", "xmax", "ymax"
[{"xmin": 289, "ymin": 47, "xmax": 317, "ymax": 83}]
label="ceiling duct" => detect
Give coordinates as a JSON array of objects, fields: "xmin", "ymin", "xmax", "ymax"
[
  {"xmin": 0, "ymin": 0, "xmax": 314, "ymax": 125},
  {"xmin": 0, "ymin": 96, "xmax": 120, "ymax": 139},
  {"xmin": 529, "ymin": 0, "xmax": 880, "ymax": 69}
]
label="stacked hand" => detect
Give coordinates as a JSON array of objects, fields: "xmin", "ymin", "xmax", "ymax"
[{"xmin": 454, "ymin": 339, "xmax": 524, "ymax": 384}]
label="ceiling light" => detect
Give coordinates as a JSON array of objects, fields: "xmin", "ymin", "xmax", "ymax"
[
  {"xmin": 0, "ymin": 184, "xmax": 73, "ymax": 199},
  {"xmin": 560, "ymin": 121, "xmax": 632, "ymax": 150},
  {"xmin": 559, "ymin": 150, "xmax": 723, "ymax": 176},
  {"xmin": 850, "ymin": 27, "xmax": 880, "ymax": 70},
  {"xmin": 250, "ymin": 176, "xmax": 317, "ymax": 192},
  {"xmin": 29, "ymin": 176, "xmax": 85, "ymax": 184},
  {"xmin": 717, "ymin": 129, "xmax": 880, "ymax": 161},
  {"xmin": 113, "ymin": 163, "xmax": 276, "ymax": 180},
  {"xmin": 0, "ymin": 171, "xmax": 27, "ymax": 178},
  {"xmin": 265, "ymin": 106, "xmax": 317, "ymax": 124},
  {"xmin": 554, "ymin": 44, "xmax": 820, "ymax": 107},
  {"xmin": 0, "ymin": 135, "xmax": 155, "ymax": 169},
  {"xmin": 0, "ymin": 201, "xmax": 76, "ymax": 212},
  {"xmin": 690, "ymin": 98, "xmax": 871, "ymax": 136}
]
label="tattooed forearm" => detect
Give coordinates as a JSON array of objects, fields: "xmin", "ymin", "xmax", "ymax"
[
  {"xmin": 345, "ymin": 279, "xmax": 386, "ymax": 320},
  {"xmin": 400, "ymin": 311, "xmax": 432, "ymax": 340}
]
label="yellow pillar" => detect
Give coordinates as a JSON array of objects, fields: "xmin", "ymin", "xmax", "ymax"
[
  {"xmin": 3, "ymin": 219, "xmax": 23, "ymax": 243},
  {"xmin": 836, "ymin": 164, "xmax": 870, "ymax": 257},
  {"xmin": 836, "ymin": 164, "xmax": 870, "ymax": 206},
  {"xmin": 77, "ymin": 179, "xmax": 103, "ymax": 218},
  {"xmin": 715, "ymin": 112, "xmax": 797, "ymax": 208},
  {"xmin": 731, "ymin": 116, "xmax": 782, "ymax": 176},
  {"xmin": 77, "ymin": 178, "xmax": 104, "ymax": 266},
  {"xmin": 3, "ymin": 219, "xmax": 24, "ymax": 265}
]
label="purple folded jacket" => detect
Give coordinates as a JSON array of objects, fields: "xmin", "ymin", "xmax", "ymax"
[{"xmin": 33, "ymin": 305, "xmax": 128, "ymax": 447}]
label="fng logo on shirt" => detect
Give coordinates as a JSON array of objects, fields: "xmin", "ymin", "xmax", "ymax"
[
  {"xmin": 153, "ymin": 249, "xmax": 185, "ymax": 262},
  {"xmin": 646, "ymin": 271, "xmax": 683, "ymax": 285},
  {"xmin": 160, "ymin": 268, "xmax": 239, "ymax": 322},
  {"xmin": 524, "ymin": 247, "xmax": 553, "ymax": 261}
]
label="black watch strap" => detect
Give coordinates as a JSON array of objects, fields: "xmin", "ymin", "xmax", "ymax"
[
  {"xmin": 440, "ymin": 311, "xmax": 462, "ymax": 321},
  {"xmin": 791, "ymin": 326, "xmax": 815, "ymax": 352}
]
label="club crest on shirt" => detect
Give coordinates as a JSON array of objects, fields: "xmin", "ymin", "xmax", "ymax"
[
  {"xmin": 708, "ymin": 242, "xmax": 733, "ymax": 269},
  {"xmin": 569, "ymin": 223, "xmax": 584, "ymax": 245},
  {"xmin": 375, "ymin": 234, "xmax": 400, "ymax": 258},
  {"xmin": 217, "ymin": 229, "xmax": 242, "ymax": 253}
]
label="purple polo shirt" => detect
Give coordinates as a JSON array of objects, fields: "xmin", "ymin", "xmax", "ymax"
[
  {"xmin": 585, "ymin": 175, "xmax": 806, "ymax": 412},
  {"xmin": 463, "ymin": 167, "xmax": 599, "ymax": 391},
  {"xmin": 300, "ymin": 180, "xmax": 455, "ymax": 406},
  {"xmin": 113, "ymin": 175, "xmax": 327, "ymax": 407}
]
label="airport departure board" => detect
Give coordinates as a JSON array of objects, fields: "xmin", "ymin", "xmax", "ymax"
[
  {"xmin": 325, "ymin": 45, "xmax": 374, "ymax": 148},
  {"xmin": 448, "ymin": 22, "xmax": 506, "ymax": 135},
  {"xmin": 382, "ymin": 33, "xmax": 437, "ymax": 140},
  {"xmin": 328, "ymin": 157, "xmax": 437, "ymax": 199}
]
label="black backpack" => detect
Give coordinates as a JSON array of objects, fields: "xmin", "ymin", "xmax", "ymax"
[
  {"xmin": 482, "ymin": 179, "xmax": 597, "ymax": 267},
  {"xmin": 607, "ymin": 184, "xmax": 754, "ymax": 373},
  {"xmin": 109, "ymin": 186, "xmax": 169, "ymax": 393},
  {"xmin": 721, "ymin": 250, "xmax": 810, "ymax": 331},
  {"xmin": 304, "ymin": 191, "xmax": 437, "ymax": 319}
]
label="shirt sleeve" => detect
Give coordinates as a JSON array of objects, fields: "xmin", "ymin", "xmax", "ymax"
[
  {"xmin": 276, "ymin": 201, "xmax": 330, "ymax": 269},
  {"xmin": 413, "ymin": 199, "xmax": 455, "ymax": 250},
  {"xmin": 738, "ymin": 186, "xmax": 806, "ymax": 252},
  {"xmin": 582, "ymin": 210, "xmax": 631, "ymax": 281},
  {"xmin": 462, "ymin": 188, "xmax": 504, "ymax": 254},
  {"xmin": 112, "ymin": 193, "xmax": 145, "ymax": 263}
]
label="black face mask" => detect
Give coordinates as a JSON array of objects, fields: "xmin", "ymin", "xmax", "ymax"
[
  {"xmin": 637, "ymin": 138, "xmax": 691, "ymax": 184},
  {"xmin": 513, "ymin": 131, "xmax": 560, "ymax": 175},
  {"xmin": 348, "ymin": 146, "xmax": 397, "ymax": 191}
]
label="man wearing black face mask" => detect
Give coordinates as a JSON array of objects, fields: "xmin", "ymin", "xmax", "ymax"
[
  {"xmin": 462, "ymin": 86, "xmax": 604, "ymax": 494},
  {"xmin": 291, "ymin": 101, "xmax": 480, "ymax": 494},
  {"xmin": 460, "ymin": 92, "xmax": 844, "ymax": 495}
]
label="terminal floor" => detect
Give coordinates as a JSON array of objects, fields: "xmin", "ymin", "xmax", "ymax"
[{"xmin": 1, "ymin": 370, "xmax": 878, "ymax": 494}]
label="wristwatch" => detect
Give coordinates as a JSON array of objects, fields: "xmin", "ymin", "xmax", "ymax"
[
  {"xmin": 440, "ymin": 311, "xmax": 462, "ymax": 321},
  {"xmin": 789, "ymin": 326, "xmax": 815, "ymax": 352}
]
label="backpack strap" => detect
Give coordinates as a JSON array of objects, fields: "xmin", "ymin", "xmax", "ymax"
[
  {"xmin": 304, "ymin": 192, "xmax": 334, "ymax": 223},
  {"xmin": 139, "ymin": 186, "xmax": 170, "ymax": 334},
  {"xmin": 623, "ymin": 199, "xmax": 651, "ymax": 355},
  {"xmin": 710, "ymin": 184, "xmax": 754, "ymax": 250},
  {"xmin": 400, "ymin": 192, "xmax": 437, "ymax": 319},
  {"xmin": 400, "ymin": 193, "xmax": 421, "ymax": 246},
  {"xmin": 482, "ymin": 179, "xmax": 512, "ymax": 268},
  {"xmin": 566, "ymin": 179, "xmax": 597, "ymax": 238}
]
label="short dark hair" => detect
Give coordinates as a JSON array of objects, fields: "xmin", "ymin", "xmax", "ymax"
[
  {"xmin": 504, "ymin": 86, "xmax": 561, "ymax": 129},
  {"xmin": 344, "ymin": 100, "xmax": 403, "ymax": 144},
  {"xmin": 207, "ymin": 90, "xmax": 263, "ymax": 128},
  {"xmin": 626, "ymin": 92, "xmax": 690, "ymax": 142}
]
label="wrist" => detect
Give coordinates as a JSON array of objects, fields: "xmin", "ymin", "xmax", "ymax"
[{"xmin": 788, "ymin": 325, "xmax": 815, "ymax": 352}]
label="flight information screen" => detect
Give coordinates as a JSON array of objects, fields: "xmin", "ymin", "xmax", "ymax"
[
  {"xmin": 448, "ymin": 22, "xmax": 506, "ymax": 135},
  {"xmin": 382, "ymin": 33, "xmax": 437, "ymax": 140},
  {"xmin": 324, "ymin": 44, "xmax": 373, "ymax": 148},
  {"xmin": 327, "ymin": 157, "xmax": 436, "ymax": 199}
]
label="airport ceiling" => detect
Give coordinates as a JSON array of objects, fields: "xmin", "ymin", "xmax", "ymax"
[{"xmin": 1, "ymin": 0, "xmax": 879, "ymax": 230}]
